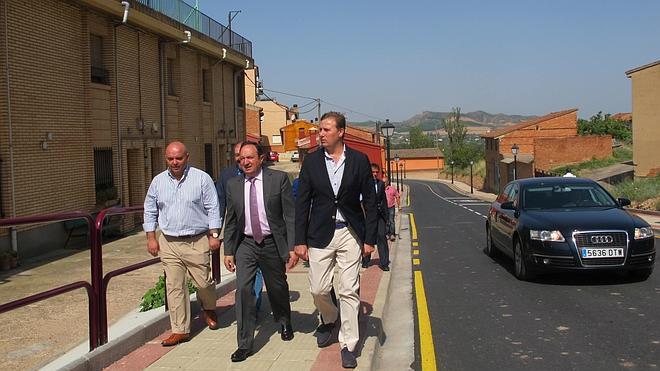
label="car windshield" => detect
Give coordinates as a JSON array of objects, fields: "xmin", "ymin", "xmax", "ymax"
[{"xmin": 522, "ymin": 184, "xmax": 618, "ymax": 210}]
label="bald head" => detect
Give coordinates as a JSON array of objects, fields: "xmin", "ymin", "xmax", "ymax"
[{"xmin": 165, "ymin": 141, "xmax": 189, "ymax": 180}]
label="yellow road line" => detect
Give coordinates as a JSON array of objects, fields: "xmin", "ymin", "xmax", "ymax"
[
  {"xmin": 410, "ymin": 213, "xmax": 418, "ymax": 241},
  {"xmin": 412, "ymin": 241, "xmax": 419, "ymax": 247},
  {"xmin": 413, "ymin": 258, "xmax": 420, "ymax": 265},
  {"xmin": 406, "ymin": 191, "xmax": 410, "ymax": 207},
  {"xmin": 413, "ymin": 249, "xmax": 420, "ymax": 255},
  {"xmin": 414, "ymin": 270, "xmax": 438, "ymax": 371}
]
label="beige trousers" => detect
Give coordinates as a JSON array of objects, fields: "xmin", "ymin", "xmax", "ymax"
[
  {"xmin": 159, "ymin": 233, "xmax": 216, "ymax": 334},
  {"xmin": 308, "ymin": 227, "xmax": 362, "ymax": 351}
]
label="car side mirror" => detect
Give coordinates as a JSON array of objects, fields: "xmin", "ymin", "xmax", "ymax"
[
  {"xmin": 501, "ymin": 201, "xmax": 516, "ymax": 210},
  {"xmin": 617, "ymin": 198, "xmax": 631, "ymax": 207}
]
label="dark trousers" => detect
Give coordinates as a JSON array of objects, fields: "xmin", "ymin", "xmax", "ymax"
[
  {"xmin": 235, "ymin": 236, "xmax": 292, "ymax": 350},
  {"xmin": 387, "ymin": 207, "xmax": 396, "ymax": 236},
  {"xmin": 362, "ymin": 217, "xmax": 389, "ymax": 268}
]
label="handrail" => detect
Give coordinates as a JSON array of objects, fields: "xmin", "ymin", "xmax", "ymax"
[{"xmin": 0, "ymin": 212, "xmax": 99, "ymax": 350}]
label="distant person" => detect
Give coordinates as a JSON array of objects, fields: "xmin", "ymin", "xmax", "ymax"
[
  {"xmin": 143, "ymin": 141, "xmax": 221, "ymax": 347},
  {"xmin": 294, "ymin": 111, "xmax": 378, "ymax": 369},
  {"xmin": 362, "ymin": 163, "xmax": 390, "ymax": 271},
  {"xmin": 217, "ymin": 142, "xmax": 264, "ymax": 312},
  {"xmin": 383, "ymin": 175, "xmax": 400, "ymax": 241},
  {"xmin": 223, "ymin": 141, "xmax": 298, "ymax": 362}
]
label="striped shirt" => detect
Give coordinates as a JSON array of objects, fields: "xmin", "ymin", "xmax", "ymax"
[{"xmin": 143, "ymin": 166, "xmax": 222, "ymax": 236}]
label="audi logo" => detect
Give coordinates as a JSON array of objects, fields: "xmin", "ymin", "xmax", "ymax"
[{"xmin": 591, "ymin": 235, "xmax": 613, "ymax": 244}]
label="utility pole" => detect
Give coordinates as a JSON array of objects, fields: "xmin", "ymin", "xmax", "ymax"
[
  {"xmin": 317, "ymin": 98, "xmax": 321, "ymax": 122},
  {"xmin": 228, "ymin": 10, "xmax": 241, "ymax": 47}
]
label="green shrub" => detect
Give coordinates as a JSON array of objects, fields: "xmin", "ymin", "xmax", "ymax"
[
  {"xmin": 139, "ymin": 275, "xmax": 198, "ymax": 312},
  {"xmin": 610, "ymin": 176, "xmax": 660, "ymax": 203}
]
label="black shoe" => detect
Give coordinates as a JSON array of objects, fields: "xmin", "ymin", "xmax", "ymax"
[
  {"xmin": 231, "ymin": 348, "xmax": 251, "ymax": 362},
  {"xmin": 361, "ymin": 262, "xmax": 369, "ymax": 268},
  {"xmin": 315, "ymin": 322, "xmax": 335, "ymax": 348},
  {"xmin": 281, "ymin": 324, "xmax": 294, "ymax": 341},
  {"xmin": 341, "ymin": 347, "xmax": 357, "ymax": 368},
  {"xmin": 380, "ymin": 266, "xmax": 390, "ymax": 271}
]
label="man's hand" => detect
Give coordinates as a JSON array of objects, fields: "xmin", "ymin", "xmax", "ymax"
[
  {"xmin": 362, "ymin": 243, "xmax": 375, "ymax": 257},
  {"xmin": 294, "ymin": 244, "xmax": 309, "ymax": 261},
  {"xmin": 286, "ymin": 251, "xmax": 299, "ymax": 270},
  {"xmin": 147, "ymin": 238, "xmax": 160, "ymax": 257},
  {"xmin": 224, "ymin": 255, "xmax": 236, "ymax": 272},
  {"xmin": 208, "ymin": 237, "xmax": 221, "ymax": 251}
]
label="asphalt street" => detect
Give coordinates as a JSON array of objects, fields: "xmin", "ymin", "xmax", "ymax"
[{"xmin": 407, "ymin": 180, "xmax": 660, "ymax": 371}]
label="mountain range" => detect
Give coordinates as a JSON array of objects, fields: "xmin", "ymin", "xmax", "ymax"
[{"xmin": 351, "ymin": 110, "xmax": 538, "ymax": 133}]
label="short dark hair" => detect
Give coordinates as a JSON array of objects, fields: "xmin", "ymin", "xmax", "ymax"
[
  {"xmin": 320, "ymin": 111, "xmax": 346, "ymax": 130},
  {"xmin": 371, "ymin": 163, "xmax": 381, "ymax": 171},
  {"xmin": 240, "ymin": 141, "xmax": 263, "ymax": 157}
]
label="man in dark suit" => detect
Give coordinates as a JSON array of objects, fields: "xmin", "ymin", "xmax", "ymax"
[
  {"xmin": 362, "ymin": 163, "xmax": 390, "ymax": 271},
  {"xmin": 223, "ymin": 141, "xmax": 298, "ymax": 362},
  {"xmin": 294, "ymin": 111, "xmax": 377, "ymax": 369}
]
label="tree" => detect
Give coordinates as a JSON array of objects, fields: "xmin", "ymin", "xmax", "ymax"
[
  {"xmin": 578, "ymin": 111, "xmax": 631, "ymax": 142},
  {"xmin": 442, "ymin": 107, "xmax": 467, "ymax": 150},
  {"xmin": 409, "ymin": 126, "xmax": 433, "ymax": 148},
  {"xmin": 441, "ymin": 107, "xmax": 481, "ymax": 167}
]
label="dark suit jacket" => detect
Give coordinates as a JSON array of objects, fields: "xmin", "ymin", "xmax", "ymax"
[
  {"xmin": 215, "ymin": 164, "xmax": 242, "ymax": 222},
  {"xmin": 223, "ymin": 167, "xmax": 295, "ymax": 260},
  {"xmin": 374, "ymin": 179, "xmax": 388, "ymax": 221},
  {"xmin": 295, "ymin": 145, "xmax": 378, "ymax": 248}
]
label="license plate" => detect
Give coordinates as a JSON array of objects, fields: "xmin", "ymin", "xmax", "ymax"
[{"xmin": 581, "ymin": 248, "xmax": 624, "ymax": 258}]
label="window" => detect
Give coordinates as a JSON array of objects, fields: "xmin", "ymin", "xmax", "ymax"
[
  {"xmin": 202, "ymin": 69, "xmax": 211, "ymax": 102},
  {"xmin": 271, "ymin": 135, "xmax": 282, "ymax": 145},
  {"xmin": 90, "ymin": 34, "xmax": 109, "ymax": 84},
  {"xmin": 204, "ymin": 144, "xmax": 213, "ymax": 178},
  {"xmin": 94, "ymin": 148, "xmax": 115, "ymax": 202},
  {"xmin": 235, "ymin": 73, "xmax": 245, "ymax": 108},
  {"xmin": 167, "ymin": 58, "xmax": 176, "ymax": 96}
]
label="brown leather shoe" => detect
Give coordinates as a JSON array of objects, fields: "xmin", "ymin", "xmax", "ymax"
[
  {"xmin": 161, "ymin": 333, "xmax": 190, "ymax": 347},
  {"xmin": 204, "ymin": 309, "xmax": 219, "ymax": 330}
]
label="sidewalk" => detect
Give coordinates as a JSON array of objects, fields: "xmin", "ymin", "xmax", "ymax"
[{"xmin": 49, "ymin": 188, "xmax": 411, "ymax": 371}]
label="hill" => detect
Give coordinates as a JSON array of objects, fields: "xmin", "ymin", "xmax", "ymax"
[{"xmin": 351, "ymin": 110, "xmax": 537, "ymax": 133}]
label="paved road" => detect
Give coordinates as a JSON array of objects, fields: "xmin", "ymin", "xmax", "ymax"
[{"xmin": 408, "ymin": 180, "xmax": 660, "ymax": 371}]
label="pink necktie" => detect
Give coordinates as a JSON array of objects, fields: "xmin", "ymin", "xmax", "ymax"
[{"xmin": 249, "ymin": 177, "xmax": 263, "ymax": 244}]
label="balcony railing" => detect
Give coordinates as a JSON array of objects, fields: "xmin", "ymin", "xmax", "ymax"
[{"xmin": 135, "ymin": 0, "xmax": 252, "ymax": 58}]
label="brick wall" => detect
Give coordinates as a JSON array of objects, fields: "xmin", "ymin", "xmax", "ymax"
[{"xmin": 534, "ymin": 135, "xmax": 612, "ymax": 170}]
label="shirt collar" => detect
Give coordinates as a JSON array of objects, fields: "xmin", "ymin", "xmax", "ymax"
[
  {"xmin": 167, "ymin": 165, "xmax": 190, "ymax": 181},
  {"xmin": 245, "ymin": 168, "xmax": 263, "ymax": 183},
  {"xmin": 323, "ymin": 144, "xmax": 346, "ymax": 162}
]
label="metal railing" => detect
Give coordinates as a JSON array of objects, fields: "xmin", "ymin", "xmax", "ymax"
[
  {"xmin": 135, "ymin": 0, "xmax": 253, "ymax": 58},
  {"xmin": 0, "ymin": 206, "xmax": 222, "ymax": 350}
]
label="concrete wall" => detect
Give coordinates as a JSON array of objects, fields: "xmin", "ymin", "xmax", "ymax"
[
  {"xmin": 255, "ymin": 100, "xmax": 288, "ymax": 152},
  {"xmin": 629, "ymin": 64, "xmax": 660, "ymax": 177}
]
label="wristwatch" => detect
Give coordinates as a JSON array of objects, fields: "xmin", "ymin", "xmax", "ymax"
[{"xmin": 210, "ymin": 232, "xmax": 220, "ymax": 239}]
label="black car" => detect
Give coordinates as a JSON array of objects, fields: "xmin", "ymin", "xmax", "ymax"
[{"xmin": 486, "ymin": 177, "xmax": 655, "ymax": 281}]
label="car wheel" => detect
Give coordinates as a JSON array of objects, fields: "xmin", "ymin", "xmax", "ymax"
[
  {"xmin": 513, "ymin": 238, "xmax": 535, "ymax": 281},
  {"xmin": 485, "ymin": 226, "xmax": 498, "ymax": 258},
  {"xmin": 628, "ymin": 267, "xmax": 653, "ymax": 281}
]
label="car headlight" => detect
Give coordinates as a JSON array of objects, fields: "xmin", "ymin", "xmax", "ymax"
[
  {"xmin": 634, "ymin": 227, "xmax": 654, "ymax": 240},
  {"xmin": 530, "ymin": 230, "xmax": 565, "ymax": 242}
]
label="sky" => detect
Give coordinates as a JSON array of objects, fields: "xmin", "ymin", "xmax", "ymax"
[{"xmin": 198, "ymin": 0, "xmax": 659, "ymax": 122}]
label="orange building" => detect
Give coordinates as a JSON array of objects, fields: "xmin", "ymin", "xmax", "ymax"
[
  {"xmin": 280, "ymin": 120, "xmax": 318, "ymax": 152},
  {"xmin": 390, "ymin": 148, "xmax": 444, "ymax": 173}
]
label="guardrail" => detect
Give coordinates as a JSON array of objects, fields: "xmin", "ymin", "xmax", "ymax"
[{"xmin": 0, "ymin": 206, "xmax": 222, "ymax": 350}]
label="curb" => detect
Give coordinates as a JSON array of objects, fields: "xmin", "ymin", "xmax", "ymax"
[{"xmin": 49, "ymin": 277, "xmax": 237, "ymax": 371}]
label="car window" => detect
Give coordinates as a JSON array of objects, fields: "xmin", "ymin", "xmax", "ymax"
[
  {"xmin": 500, "ymin": 184, "xmax": 513, "ymax": 202},
  {"xmin": 508, "ymin": 184, "xmax": 520, "ymax": 207},
  {"xmin": 523, "ymin": 183, "xmax": 618, "ymax": 209}
]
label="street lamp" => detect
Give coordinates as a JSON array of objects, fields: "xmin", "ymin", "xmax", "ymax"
[
  {"xmin": 394, "ymin": 154, "xmax": 401, "ymax": 191},
  {"xmin": 401, "ymin": 160, "xmax": 406, "ymax": 179},
  {"xmin": 381, "ymin": 119, "xmax": 395, "ymax": 181},
  {"xmin": 511, "ymin": 143, "xmax": 520, "ymax": 180},
  {"xmin": 470, "ymin": 160, "xmax": 474, "ymax": 194},
  {"xmin": 450, "ymin": 160, "xmax": 455, "ymax": 184}
]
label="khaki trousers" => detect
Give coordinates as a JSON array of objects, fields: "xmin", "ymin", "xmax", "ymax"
[
  {"xmin": 159, "ymin": 233, "xmax": 216, "ymax": 334},
  {"xmin": 308, "ymin": 227, "xmax": 361, "ymax": 351}
]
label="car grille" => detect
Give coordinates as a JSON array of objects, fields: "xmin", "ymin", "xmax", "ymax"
[{"xmin": 573, "ymin": 231, "xmax": 628, "ymax": 267}]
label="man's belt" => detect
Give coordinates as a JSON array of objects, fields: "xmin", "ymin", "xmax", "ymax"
[
  {"xmin": 164, "ymin": 232, "xmax": 206, "ymax": 239},
  {"xmin": 335, "ymin": 221, "xmax": 348, "ymax": 229},
  {"xmin": 243, "ymin": 234, "xmax": 274, "ymax": 240}
]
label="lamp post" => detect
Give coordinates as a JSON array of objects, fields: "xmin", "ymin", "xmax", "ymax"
[
  {"xmin": 511, "ymin": 143, "xmax": 519, "ymax": 180},
  {"xmin": 450, "ymin": 160, "xmax": 455, "ymax": 184},
  {"xmin": 401, "ymin": 160, "xmax": 406, "ymax": 179},
  {"xmin": 381, "ymin": 119, "xmax": 394, "ymax": 181},
  {"xmin": 394, "ymin": 154, "xmax": 401, "ymax": 191},
  {"xmin": 470, "ymin": 160, "xmax": 474, "ymax": 194}
]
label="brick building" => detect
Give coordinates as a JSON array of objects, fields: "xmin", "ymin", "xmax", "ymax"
[
  {"xmin": 626, "ymin": 60, "xmax": 660, "ymax": 177},
  {"xmin": 0, "ymin": 0, "xmax": 253, "ymax": 257},
  {"xmin": 482, "ymin": 109, "xmax": 612, "ymax": 193}
]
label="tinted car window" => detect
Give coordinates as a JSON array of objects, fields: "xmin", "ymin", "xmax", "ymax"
[
  {"xmin": 522, "ymin": 184, "xmax": 618, "ymax": 209},
  {"xmin": 508, "ymin": 184, "xmax": 520, "ymax": 207},
  {"xmin": 499, "ymin": 184, "xmax": 513, "ymax": 203}
]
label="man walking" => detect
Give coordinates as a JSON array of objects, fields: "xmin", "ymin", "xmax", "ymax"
[
  {"xmin": 217, "ymin": 142, "xmax": 264, "ymax": 311},
  {"xmin": 143, "ymin": 141, "xmax": 221, "ymax": 347},
  {"xmin": 294, "ymin": 112, "xmax": 377, "ymax": 369},
  {"xmin": 383, "ymin": 175, "xmax": 400, "ymax": 241},
  {"xmin": 223, "ymin": 141, "xmax": 298, "ymax": 362},
  {"xmin": 362, "ymin": 163, "xmax": 390, "ymax": 271}
]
